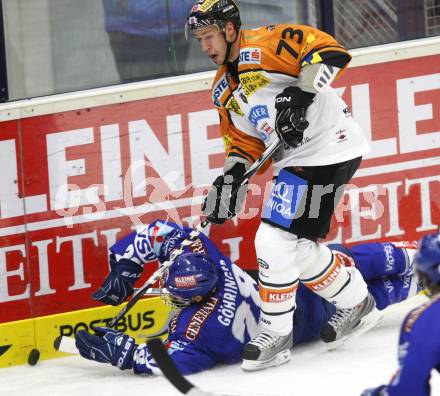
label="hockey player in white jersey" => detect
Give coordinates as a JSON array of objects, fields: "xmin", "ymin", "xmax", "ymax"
[
  {"xmin": 74, "ymin": 220, "xmax": 419, "ymax": 375},
  {"xmin": 186, "ymin": 0, "xmax": 375, "ymax": 370}
]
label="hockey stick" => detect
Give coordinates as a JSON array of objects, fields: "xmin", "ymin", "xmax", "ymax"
[
  {"xmin": 55, "ymin": 137, "xmax": 281, "ymax": 353},
  {"xmin": 147, "ymin": 338, "xmax": 232, "ymax": 396},
  {"xmin": 105, "ymin": 137, "xmax": 281, "ymax": 327}
]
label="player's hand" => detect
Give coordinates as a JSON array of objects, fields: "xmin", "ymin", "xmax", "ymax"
[
  {"xmin": 202, "ymin": 163, "xmax": 248, "ymax": 224},
  {"xmin": 92, "ymin": 256, "xmax": 143, "ymax": 305},
  {"xmin": 75, "ymin": 326, "xmax": 137, "ymax": 370},
  {"xmin": 275, "ymin": 86, "xmax": 315, "ymax": 148}
]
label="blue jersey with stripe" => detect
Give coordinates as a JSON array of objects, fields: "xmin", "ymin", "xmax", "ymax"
[
  {"xmin": 364, "ymin": 296, "xmax": 440, "ymax": 396},
  {"xmin": 110, "ymin": 220, "xmax": 415, "ymax": 375}
]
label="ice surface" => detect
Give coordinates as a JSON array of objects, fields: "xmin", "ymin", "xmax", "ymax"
[{"xmin": 1, "ymin": 295, "xmax": 439, "ymax": 396}]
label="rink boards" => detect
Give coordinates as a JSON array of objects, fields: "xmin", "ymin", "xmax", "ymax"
[
  {"xmin": 0, "ymin": 36, "xmax": 439, "ymax": 367},
  {"xmin": 0, "ymin": 296, "xmax": 172, "ymax": 368}
]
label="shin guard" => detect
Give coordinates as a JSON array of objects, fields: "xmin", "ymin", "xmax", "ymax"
[
  {"xmin": 300, "ymin": 242, "xmax": 368, "ymax": 308},
  {"xmin": 255, "ymin": 223, "xmax": 299, "ymax": 335}
]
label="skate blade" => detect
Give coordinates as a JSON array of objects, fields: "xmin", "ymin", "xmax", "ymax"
[
  {"xmin": 241, "ymin": 349, "xmax": 291, "ymax": 372},
  {"xmin": 326, "ymin": 308, "xmax": 383, "ymax": 351}
]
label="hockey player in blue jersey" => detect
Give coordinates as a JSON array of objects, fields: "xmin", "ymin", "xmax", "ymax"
[
  {"xmin": 74, "ymin": 220, "xmax": 419, "ymax": 375},
  {"xmin": 362, "ymin": 231, "xmax": 440, "ymax": 396}
]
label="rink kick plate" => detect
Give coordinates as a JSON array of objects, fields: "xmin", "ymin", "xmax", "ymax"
[{"xmin": 0, "ymin": 297, "xmax": 172, "ymax": 368}]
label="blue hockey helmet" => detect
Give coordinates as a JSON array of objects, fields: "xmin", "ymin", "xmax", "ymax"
[
  {"xmin": 162, "ymin": 253, "xmax": 219, "ymax": 308},
  {"xmin": 414, "ymin": 232, "xmax": 440, "ymax": 292}
]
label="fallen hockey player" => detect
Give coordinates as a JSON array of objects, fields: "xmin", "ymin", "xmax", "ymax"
[{"xmin": 75, "ymin": 220, "xmax": 419, "ymax": 374}]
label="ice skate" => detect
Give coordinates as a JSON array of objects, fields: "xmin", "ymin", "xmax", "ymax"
[
  {"xmin": 241, "ymin": 331, "xmax": 293, "ymax": 371},
  {"xmin": 321, "ymin": 293, "xmax": 383, "ymax": 350}
]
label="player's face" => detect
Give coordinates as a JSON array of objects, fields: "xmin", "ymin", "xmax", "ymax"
[{"xmin": 193, "ymin": 26, "xmax": 227, "ymax": 65}]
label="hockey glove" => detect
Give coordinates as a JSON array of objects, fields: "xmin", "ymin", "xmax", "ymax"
[
  {"xmin": 75, "ymin": 326, "xmax": 137, "ymax": 370},
  {"xmin": 275, "ymin": 86, "xmax": 315, "ymax": 148},
  {"xmin": 202, "ymin": 162, "xmax": 248, "ymax": 224},
  {"xmin": 92, "ymin": 255, "xmax": 143, "ymax": 306}
]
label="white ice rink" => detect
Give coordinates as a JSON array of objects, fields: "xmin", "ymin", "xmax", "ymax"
[{"xmin": 2, "ymin": 294, "xmax": 439, "ymax": 396}]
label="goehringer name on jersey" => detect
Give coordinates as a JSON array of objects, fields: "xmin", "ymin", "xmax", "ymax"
[{"xmin": 217, "ymin": 260, "xmax": 239, "ymax": 327}]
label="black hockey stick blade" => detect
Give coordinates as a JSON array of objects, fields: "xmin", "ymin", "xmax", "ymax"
[
  {"xmin": 147, "ymin": 338, "xmax": 236, "ymax": 396},
  {"xmin": 147, "ymin": 338, "xmax": 194, "ymax": 394}
]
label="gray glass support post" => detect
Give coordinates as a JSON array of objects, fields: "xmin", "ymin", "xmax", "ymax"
[
  {"xmin": 320, "ymin": 0, "xmax": 335, "ymax": 36},
  {"xmin": 0, "ymin": 0, "xmax": 8, "ymax": 102}
]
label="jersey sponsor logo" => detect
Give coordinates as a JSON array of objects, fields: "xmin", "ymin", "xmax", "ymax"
[
  {"xmin": 300, "ymin": 33, "xmax": 316, "ymax": 61},
  {"xmin": 134, "ymin": 228, "xmax": 156, "ymax": 263},
  {"xmin": 383, "ymin": 244, "xmax": 396, "ymax": 272},
  {"xmin": 185, "ymin": 296, "xmax": 219, "ymax": 340},
  {"xmin": 169, "ymin": 314, "xmax": 179, "ymax": 334},
  {"xmin": 259, "ymin": 283, "xmax": 298, "ymax": 303},
  {"xmin": 212, "ymin": 75, "xmax": 228, "ymax": 107},
  {"xmin": 268, "ymin": 290, "xmax": 294, "ymax": 302},
  {"xmin": 305, "ymin": 255, "xmax": 343, "ymax": 292},
  {"xmin": 226, "ymin": 96, "xmax": 244, "ymax": 116},
  {"xmin": 239, "ymin": 71, "xmax": 271, "ymax": 97},
  {"xmin": 188, "ymin": 237, "xmax": 207, "ymax": 254},
  {"xmin": 262, "ymin": 170, "xmax": 308, "ymax": 228},
  {"xmin": 161, "ymin": 230, "xmax": 184, "ymax": 258},
  {"xmin": 248, "ymin": 105, "xmax": 269, "ymax": 127},
  {"xmin": 222, "ymin": 133, "xmax": 233, "ymax": 152},
  {"xmin": 384, "ymin": 279, "xmax": 395, "ymax": 295},
  {"xmin": 239, "ymin": 48, "xmax": 262, "ymax": 64},
  {"xmin": 259, "ymin": 122, "xmax": 274, "ymax": 141},
  {"xmin": 175, "ymin": 275, "xmax": 198, "ymax": 288}
]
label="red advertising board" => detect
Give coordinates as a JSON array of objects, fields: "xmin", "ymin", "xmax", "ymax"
[{"xmin": 0, "ymin": 54, "xmax": 439, "ymax": 323}]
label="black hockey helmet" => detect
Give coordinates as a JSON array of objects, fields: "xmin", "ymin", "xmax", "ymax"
[{"xmin": 185, "ymin": 0, "xmax": 242, "ymax": 38}]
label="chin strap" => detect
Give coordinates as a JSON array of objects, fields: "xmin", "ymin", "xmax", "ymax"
[{"xmin": 222, "ymin": 27, "xmax": 240, "ymax": 65}]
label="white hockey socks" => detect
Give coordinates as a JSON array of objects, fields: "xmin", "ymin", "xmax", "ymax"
[
  {"xmin": 255, "ymin": 222, "xmax": 299, "ymax": 335},
  {"xmin": 299, "ymin": 242, "xmax": 368, "ymax": 308}
]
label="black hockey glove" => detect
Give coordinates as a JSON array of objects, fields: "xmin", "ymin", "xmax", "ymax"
[
  {"xmin": 92, "ymin": 256, "xmax": 143, "ymax": 306},
  {"xmin": 275, "ymin": 86, "xmax": 315, "ymax": 148},
  {"xmin": 202, "ymin": 162, "xmax": 248, "ymax": 224}
]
